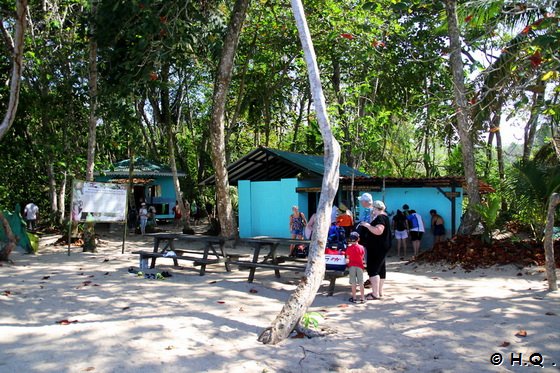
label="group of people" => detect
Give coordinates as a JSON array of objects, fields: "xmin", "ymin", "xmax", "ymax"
[
  {"xmin": 392, "ymin": 205, "xmax": 445, "ymax": 258},
  {"xmin": 172, "ymin": 200, "xmax": 214, "ymax": 227},
  {"xmin": 288, "ymin": 193, "xmax": 446, "ymax": 304}
]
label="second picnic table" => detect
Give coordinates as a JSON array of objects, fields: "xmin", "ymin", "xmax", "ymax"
[{"xmin": 229, "ymin": 236, "xmax": 347, "ymax": 295}]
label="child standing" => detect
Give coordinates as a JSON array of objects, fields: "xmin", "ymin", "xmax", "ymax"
[{"xmin": 346, "ymin": 231, "xmax": 366, "ymax": 303}]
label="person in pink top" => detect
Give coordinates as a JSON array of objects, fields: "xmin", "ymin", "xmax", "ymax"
[{"xmin": 346, "ymin": 231, "xmax": 366, "ymax": 303}]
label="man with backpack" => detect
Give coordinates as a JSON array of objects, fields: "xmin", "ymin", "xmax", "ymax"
[{"xmin": 407, "ymin": 209, "xmax": 425, "ymax": 258}]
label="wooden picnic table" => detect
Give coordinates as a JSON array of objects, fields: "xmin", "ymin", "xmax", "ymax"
[
  {"xmin": 229, "ymin": 236, "xmax": 347, "ymax": 295},
  {"xmin": 132, "ymin": 233, "xmax": 232, "ymax": 275},
  {"xmin": 235, "ymin": 236, "xmax": 310, "ymax": 281}
]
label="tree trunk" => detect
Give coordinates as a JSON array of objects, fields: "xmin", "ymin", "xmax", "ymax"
[
  {"xmin": 523, "ymin": 81, "xmax": 545, "ymax": 163},
  {"xmin": 543, "ymin": 193, "xmax": 559, "ymax": 291},
  {"xmin": 83, "ymin": 0, "xmax": 98, "ymax": 252},
  {"xmin": 444, "ymin": 0, "xmax": 481, "ymax": 235},
  {"xmin": 290, "ymin": 88, "xmax": 308, "ymax": 152},
  {"xmin": 0, "ymin": 0, "xmax": 27, "ymax": 141},
  {"xmin": 136, "ymin": 100, "xmax": 159, "ymax": 159},
  {"xmin": 208, "ymin": 0, "xmax": 250, "ymax": 239},
  {"xmin": 485, "ymin": 131, "xmax": 495, "ymax": 179},
  {"xmin": 167, "ymin": 117, "xmax": 191, "ymax": 234},
  {"xmin": 0, "ymin": 211, "xmax": 17, "ymax": 262},
  {"xmin": 47, "ymin": 162, "xmax": 58, "ymax": 217},
  {"xmin": 58, "ymin": 170, "xmax": 67, "ymax": 224},
  {"xmin": 258, "ymin": 0, "xmax": 341, "ymax": 345}
]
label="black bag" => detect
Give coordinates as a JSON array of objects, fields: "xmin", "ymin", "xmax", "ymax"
[{"xmin": 295, "ymin": 244, "xmax": 308, "ymax": 258}]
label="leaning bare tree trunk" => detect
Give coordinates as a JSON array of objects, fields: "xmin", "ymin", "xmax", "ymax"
[
  {"xmin": 0, "ymin": 211, "xmax": 17, "ymax": 262},
  {"xmin": 83, "ymin": 0, "xmax": 98, "ymax": 252},
  {"xmin": 0, "ymin": 0, "xmax": 27, "ymax": 141},
  {"xmin": 208, "ymin": 0, "xmax": 250, "ymax": 239},
  {"xmin": 445, "ymin": 0, "xmax": 481, "ymax": 234},
  {"xmin": 543, "ymin": 193, "xmax": 559, "ymax": 291},
  {"xmin": 258, "ymin": 0, "xmax": 341, "ymax": 345}
]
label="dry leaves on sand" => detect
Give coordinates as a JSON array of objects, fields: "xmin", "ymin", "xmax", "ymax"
[
  {"xmin": 515, "ymin": 330, "xmax": 528, "ymax": 337},
  {"xmin": 56, "ymin": 319, "xmax": 79, "ymax": 325}
]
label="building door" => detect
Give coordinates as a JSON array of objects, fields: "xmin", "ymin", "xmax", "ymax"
[
  {"xmin": 133, "ymin": 186, "xmax": 146, "ymax": 208},
  {"xmin": 308, "ymin": 192, "xmax": 318, "ymax": 216}
]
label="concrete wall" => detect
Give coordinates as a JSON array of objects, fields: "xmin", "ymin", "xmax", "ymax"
[
  {"xmin": 356, "ymin": 187, "xmax": 463, "ymax": 248},
  {"xmin": 238, "ymin": 178, "xmax": 313, "ymax": 238},
  {"xmin": 238, "ymin": 178, "xmax": 463, "ymax": 245}
]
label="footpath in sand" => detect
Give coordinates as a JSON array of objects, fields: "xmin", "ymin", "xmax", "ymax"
[{"xmin": 1, "ymin": 227, "xmax": 559, "ymax": 373}]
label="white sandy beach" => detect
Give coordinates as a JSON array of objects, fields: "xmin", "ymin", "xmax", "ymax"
[{"xmin": 1, "ymin": 227, "xmax": 559, "ymax": 373}]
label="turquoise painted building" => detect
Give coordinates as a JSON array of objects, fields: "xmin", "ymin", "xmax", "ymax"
[
  {"xmin": 95, "ymin": 158, "xmax": 185, "ymax": 220},
  {"xmin": 202, "ymin": 148, "xmax": 368, "ymax": 238},
  {"xmin": 203, "ymin": 148, "xmax": 488, "ymax": 248}
]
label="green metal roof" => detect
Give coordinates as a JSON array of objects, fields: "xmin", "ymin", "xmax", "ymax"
[
  {"xmin": 200, "ymin": 147, "xmax": 369, "ymax": 185},
  {"xmin": 95, "ymin": 157, "xmax": 186, "ymax": 177}
]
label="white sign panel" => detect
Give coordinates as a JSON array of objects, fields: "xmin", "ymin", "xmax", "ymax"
[{"xmin": 71, "ymin": 180, "xmax": 127, "ymax": 222}]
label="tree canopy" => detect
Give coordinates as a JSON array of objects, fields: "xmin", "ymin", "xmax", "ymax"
[{"xmin": 0, "ymin": 0, "xmax": 558, "ymax": 236}]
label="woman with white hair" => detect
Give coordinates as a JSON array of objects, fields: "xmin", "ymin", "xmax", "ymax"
[{"xmin": 359, "ymin": 200, "xmax": 392, "ymax": 300}]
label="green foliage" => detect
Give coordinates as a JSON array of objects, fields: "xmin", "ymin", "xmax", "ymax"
[
  {"xmin": 504, "ymin": 159, "xmax": 560, "ymax": 240},
  {"xmin": 0, "ymin": 0, "xmax": 558, "ymax": 237},
  {"xmin": 475, "ymin": 193, "xmax": 501, "ymax": 244},
  {"xmin": 301, "ymin": 312, "xmax": 324, "ymax": 330}
]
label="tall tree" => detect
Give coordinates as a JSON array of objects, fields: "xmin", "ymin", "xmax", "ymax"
[
  {"xmin": 0, "ymin": 0, "xmax": 27, "ymax": 140},
  {"xmin": 445, "ymin": 0, "xmax": 481, "ymax": 234},
  {"xmin": 543, "ymin": 192, "xmax": 559, "ymax": 291},
  {"xmin": 209, "ymin": 0, "xmax": 250, "ymax": 238},
  {"xmin": 258, "ymin": 0, "xmax": 340, "ymax": 345},
  {"xmin": 83, "ymin": 0, "xmax": 99, "ymax": 252},
  {"xmin": 0, "ymin": 0, "xmax": 27, "ymax": 262}
]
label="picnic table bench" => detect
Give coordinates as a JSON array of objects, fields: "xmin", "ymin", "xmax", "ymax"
[
  {"xmin": 132, "ymin": 233, "xmax": 236, "ymax": 275},
  {"xmin": 228, "ymin": 236, "xmax": 348, "ymax": 295}
]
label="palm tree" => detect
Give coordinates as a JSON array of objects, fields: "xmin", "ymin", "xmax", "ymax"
[{"xmin": 505, "ymin": 158, "xmax": 560, "ymax": 240}]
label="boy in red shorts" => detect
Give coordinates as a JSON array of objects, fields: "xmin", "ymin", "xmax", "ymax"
[{"xmin": 346, "ymin": 232, "xmax": 366, "ymax": 303}]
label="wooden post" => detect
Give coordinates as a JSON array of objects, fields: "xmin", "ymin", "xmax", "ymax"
[{"xmin": 544, "ymin": 193, "xmax": 559, "ymax": 291}]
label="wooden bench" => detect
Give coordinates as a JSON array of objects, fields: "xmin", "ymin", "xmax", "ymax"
[
  {"xmin": 132, "ymin": 250, "xmax": 220, "ymax": 276},
  {"xmin": 228, "ymin": 260, "xmax": 306, "ymax": 282},
  {"xmin": 228, "ymin": 259, "xmax": 347, "ymax": 295}
]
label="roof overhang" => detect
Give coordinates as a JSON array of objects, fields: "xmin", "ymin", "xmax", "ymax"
[{"xmin": 200, "ymin": 147, "xmax": 368, "ymax": 186}]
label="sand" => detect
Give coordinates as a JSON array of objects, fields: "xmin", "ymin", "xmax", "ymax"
[{"xmin": 1, "ymin": 226, "xmax": 559, "ymax": 373}]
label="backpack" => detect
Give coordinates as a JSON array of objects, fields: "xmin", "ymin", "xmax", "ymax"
[
  {"xmin": 395, "ymin": 215, "xmax": 406, "ymax": 231},
  {"xmin": 408, "ymin": 214, "xmax": 419, "ymax": 229},
  {"xmin": 327, "ymin": 224, "xmax": 347, "ymax": 250}
]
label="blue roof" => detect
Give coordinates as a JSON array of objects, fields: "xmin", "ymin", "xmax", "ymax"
[
  {"xmin": 201, "ymin": 147, "xmax": 369, "ymax": 185},
  {"xmin": 96, "ymin": 157, "xmax": 186, "ymax": 177}
]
